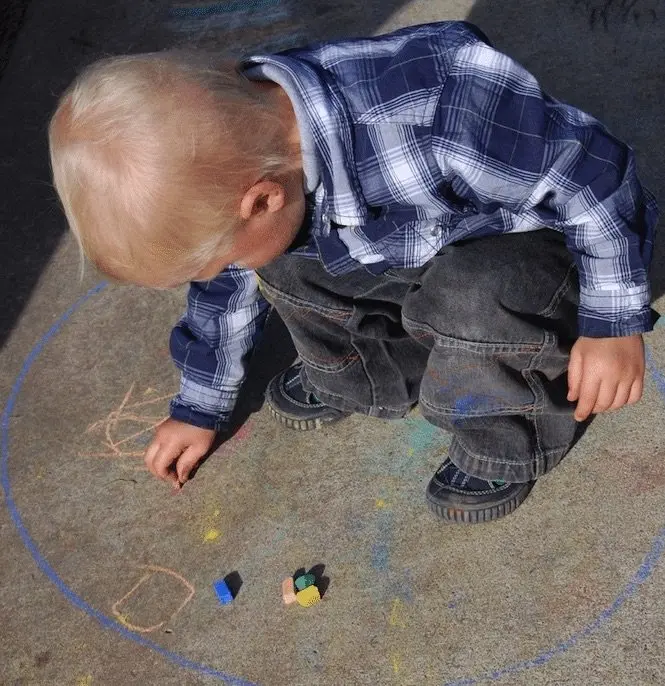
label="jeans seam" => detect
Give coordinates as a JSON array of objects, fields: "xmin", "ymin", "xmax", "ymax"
[
  {"xmin": 402, "ymin": 318, "xmax": 544, "ymax": 352},
  {"xmin": 522, "ymin": 331, "xmax": 554, "ymax": 471},
  {"xmin": 420, "ymin": 396, "xmax": 535, "ymax": 416},
  {"xmin": 538, "ymin": 263, "xmax": 576, "ymax": 317},
  {"xmin": 305, "ymin": 382, "xmax": 411, "ymax": 416},
  {"xmin": 356, "ymin": 343, "xmax": 378, "ymax": 410},
  {"xmin": 258, "ymin": 281, "xmax": 352, "ymax": 320},
  {"xmin": 526, "ymin": 348, "xmax": 544, "ymax": 464},
  {"xmin": 297, "ymin": 349, "xmax": 360, "ymax": 373},
  {"xmin": 453, "ymin": 436, "xmax": 569, "ymax": 466}
]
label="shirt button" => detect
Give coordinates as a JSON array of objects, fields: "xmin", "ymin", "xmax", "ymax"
[{"xmin": 430, "ymin": 226, "xmax": 441, "ymax": 237}]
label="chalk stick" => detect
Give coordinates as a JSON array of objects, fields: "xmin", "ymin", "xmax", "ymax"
[
  {"xmin": 213, "ymin": 579, "xmax": 233, "ymax": 605},
  {"xmin": 282, "ymin": 577, "xmax": 297, "ymax": 605},
  {"xmin": 296, "ymin": 585, "xmax": 321, "ymax": 607},
  {"xmin": 294, "ymin": 573, "xmax": 315, "ymax": 591}
]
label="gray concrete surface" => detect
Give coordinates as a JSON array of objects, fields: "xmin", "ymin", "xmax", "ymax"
[{"xmin": 1, "ymin": 1, "xmax": 665, "ymax": 685}]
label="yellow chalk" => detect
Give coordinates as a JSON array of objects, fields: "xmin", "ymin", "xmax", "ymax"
[
  {"xmin": 115, "ymin": 612, "xmax": 131, "ymax": 627},
  {"xmin": 296, "ymin": 584, "xmax": 321, "ymax": 607},
  {"xmin": 203, "ymin": 528, "xmax": 221, "ymax": 542},
  {"xmin": 389, "ymin": 599, "xmax": 406, "ymax": 628}
]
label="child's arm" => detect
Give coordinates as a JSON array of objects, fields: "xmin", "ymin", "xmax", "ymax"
[
  {"xmin": 169, "ymin": 266, "xmax": 270, "ymax": 430},
  {"xmin": 144, "ymin": 266, "xmax": 269, "ymax": 486},
  {"xmin": 432, "ymin": 39, "xmax": 657, "ymax": 340},
  {"xmin": 431, "ymin": 39, "xmax": 658, "ymax": 417}
]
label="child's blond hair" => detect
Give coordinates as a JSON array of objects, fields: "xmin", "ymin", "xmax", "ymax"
[{"xmin": 49, "ymin": 51, "xmax": 291, "ymax": 286}]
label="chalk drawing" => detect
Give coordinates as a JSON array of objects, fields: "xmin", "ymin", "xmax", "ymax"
[
  {"xmin": 76, "ymin": 677, "xmax": 93, "ymax": 686},
  {"xmin": 167, "ymin": 1, "xmax": 289, "ymax": 33},
  {"xmin": 164, "ymin": 0, "xmax": 305, "ymax": 54},
  {"xmin": 111, "ymin": 565, "xmax": 195, "ymax": 634},
  {"xmin": 571, "ymin": 0, "xmax": 660, "ymax": 30},
  {"xmin": 3, "ymin": 282, "xmax": 665, "ymax": 685},
  {"xmin": 203, "ymin": 528, "xmax": 222, "ymax": 543},
  {"xmin": 389, "ymin": 598, "xmax": 407, "ymax": 629},
  {"xmin": 169, "ymin": 0, "xmax": 281, "ymax": 18},
  {"xmin": 646, "ymin": 346, "xmax": 665, "ymax": 397},
  {"xmin": 81, "ymin": 383, "xmax": 170, "ymax": 463},
  {"xmin": 371, "ymin": 510, "xmax": 392, "ymax": 573},
  {"xmin": 447, "ymin": 590, "xmax": 465, "ymax": 610},
  {"xmin": 367, "ymin": 413, "xmax": 446, "ymax": 482}
]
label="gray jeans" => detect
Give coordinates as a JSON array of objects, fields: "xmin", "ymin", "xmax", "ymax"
[{"xmin": 256, "ymin": 229, "xmax": 580, "ymax": 482}]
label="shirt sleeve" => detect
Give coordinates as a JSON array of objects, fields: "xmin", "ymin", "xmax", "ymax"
[
  {"xmin": 432, "ymin": 40, "xmax": 659, "ymax": 337},
  {"xmin": 169, "ymin": 265, "xmax": 270, "ymax": 430}
]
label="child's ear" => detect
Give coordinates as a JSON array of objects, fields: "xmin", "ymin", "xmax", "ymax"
[{"xmin": 240, "ymin": 180, "xmax": 285, "ymax": 220}]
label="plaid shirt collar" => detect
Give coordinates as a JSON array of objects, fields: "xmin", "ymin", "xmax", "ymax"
[{"xmin": 240, "ymin": 53, "xmax": 367, "ymax": 229}]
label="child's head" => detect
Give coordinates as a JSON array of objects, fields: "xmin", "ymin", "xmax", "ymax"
[{"xmin": 49, "ymin": 52, "xmax": 304, "ymax": 287}]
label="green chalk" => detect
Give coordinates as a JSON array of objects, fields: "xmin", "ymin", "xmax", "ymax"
[{"xmin": 294, "ymin": 574, "xmax": 315, "ymax": 591}]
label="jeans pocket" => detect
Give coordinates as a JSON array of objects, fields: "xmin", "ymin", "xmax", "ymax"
[{"xmin": 261, "ymin": 286, "xmax": 357, "ymax": 373}]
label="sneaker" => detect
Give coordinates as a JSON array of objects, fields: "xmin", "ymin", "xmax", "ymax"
[
  {"xmin": 426, "ymin": 458, "xmax": 535, "ymax": 524},
  {"xmin": 265, "ymin": 362, "xmax": 351, "ymax": 430}
]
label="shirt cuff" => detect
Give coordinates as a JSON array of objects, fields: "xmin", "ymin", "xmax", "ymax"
[
  {"xmin": 577, "ymin": 284, "xmax": 655, "ymax": 337},
  {"xmin": 169, "ymin": 402, "xmax": 230, "ymax": 431},
  {"xmin": 169, "ymin": 376, "xmax": 240, "ymax": 431}
]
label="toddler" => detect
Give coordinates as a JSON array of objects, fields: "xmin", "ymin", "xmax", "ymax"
[{"xmin": 49, "ymin": 22, "xmax": 658, "ymax": 523}]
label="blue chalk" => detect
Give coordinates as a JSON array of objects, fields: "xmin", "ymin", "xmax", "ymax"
[{"xmin": 213, "ymin": 579, "xmax": 233, "ymax": 605}]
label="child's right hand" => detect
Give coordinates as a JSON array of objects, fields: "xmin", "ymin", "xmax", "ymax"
[{"xmin": 144, "ymin": 418, "xmax": 216, "ymax": 488}]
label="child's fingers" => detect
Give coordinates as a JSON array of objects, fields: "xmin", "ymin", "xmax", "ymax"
[
  {"xmin": 150, "ymin": 443, "xmax": 182, "ymax": 485},
  {"xmin": 144, "ymin": 441, "xmax": 161, "ymax": 476},
  {"xmin": 567, "ymin": 349, "xmax": 583, "ymax": 401},
  {"xmin": 627, "ymin": 378, "xmax": 644, "ymax": 405},
  {"xmin": 574, "ymin": 376, "xmax": 601, "ymax": 421},
  {"xmin": 591, "ymin": 381, "xmax": 619, "ymax": 414},
  {"xmin": 175, "ymin": 445, "xmax": 205, "ymax": 484},
  {"xmin": 608, "ymin": 382, "xmax": 632, "ymax": 411}
]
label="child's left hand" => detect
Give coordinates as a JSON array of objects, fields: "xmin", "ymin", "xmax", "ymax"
[{"xmin": 567, "ymin": 334, "xmax": 645, "ymax": 421}]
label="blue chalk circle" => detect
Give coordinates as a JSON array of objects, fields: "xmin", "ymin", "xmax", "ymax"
[
  {"xmin": 214, "ymin": 579, "xmax": 234, "ymax": 605},
  {"xmin": 4, "ymin": 282, "xmax": 665, "ymax": 685}
]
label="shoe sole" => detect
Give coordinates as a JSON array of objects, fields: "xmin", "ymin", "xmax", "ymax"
[
  {"xmin": 426, "ymin": 482, "xmax": 534, "ymax": 524},
  {"xmin": 268, "ymin": 405, "xmax": 346, "ymax": 431}
]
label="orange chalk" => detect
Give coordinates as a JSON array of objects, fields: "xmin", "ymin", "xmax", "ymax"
[{"xmin": 282, "ymin": 577, "xmax": 297, "ymax": 605}]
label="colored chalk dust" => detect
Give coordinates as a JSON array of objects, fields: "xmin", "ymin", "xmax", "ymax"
[{"xmin": 3, "ymin": 281, "xmax": 665, "ymax": 685}]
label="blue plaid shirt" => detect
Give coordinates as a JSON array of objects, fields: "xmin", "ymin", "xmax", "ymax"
[{"xmin": 170, "ymin": 21, "xmax": 658, "ymax": 430}]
